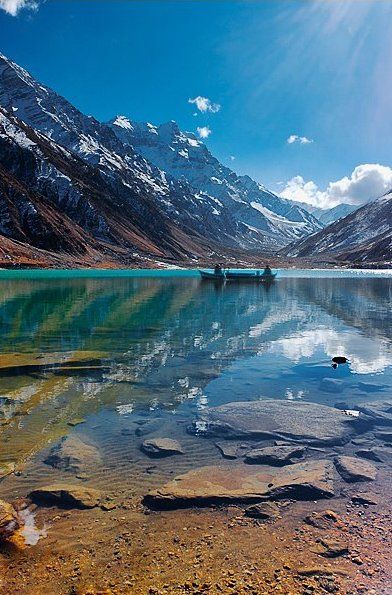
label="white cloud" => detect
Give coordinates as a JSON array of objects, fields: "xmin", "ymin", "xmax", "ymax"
[
  {"xmin": 229, "ymin": 155, "xmax": 235, "ymax": 161},
  {"xmin": 280, "ymin": 164, "xmax": 392, "ymax": 209},
  {"xmin": 0, "ymin": 0, "xmax": 38, "ymax": 15},
  {"xmin": 196, "ymin": 126, "xmax": 212, "ymax": 139},
  {"xmin": 287, "ymin": 134, "xmax": 313, "ymax": 145},
  {"xmin": 189, "ymin": 96, "xmax": 221, "ymax": 114}
]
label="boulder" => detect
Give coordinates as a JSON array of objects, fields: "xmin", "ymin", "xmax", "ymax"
[
  {"xmin": 319, "ymin": 378, "xmax": 344, "ymax": 394},
  {"xmin": 305, "ymin": 510, "xmax": 343, "ymax": 530},
  {"xmin": 244, "ymin": 502, "xmax": 280, "ymax": 520},
  {"xmin": 189, "ymin": 400, "xmax": 362, "ymax": 446},
  {"xmin": 44, "ymin": 435, "xmax": 101, "ymax": 473},
  {"xmin": 245, "ymin": 445, "xmax": 305, "ymax": 466},
  {"xmin": 144, "ymin": 460, "xmax": 336, "ymax": 509},
  {"xmin": 334, "ymin": 456, "xmax": 377, "ymax": 483},
  {"xmin": 0, "ymin": 500, "xmax": 20, "ymax": 539},
  {"xmin": 30, "ymin": 484, "xmax": 101, "ymax": 509},
  {"xmin": 140, "ymin": 438, "xmax": 184, "ymax": 458}
]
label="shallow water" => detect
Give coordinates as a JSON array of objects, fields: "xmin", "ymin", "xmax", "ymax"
[{"xmin": 0, "ymin": 269, "xmax": 391, "ymax": 503}]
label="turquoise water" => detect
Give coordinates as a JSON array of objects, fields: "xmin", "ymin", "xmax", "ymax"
[{"xmin": 0, "ymin": 269, "xmax": 391, "ymax": 498}]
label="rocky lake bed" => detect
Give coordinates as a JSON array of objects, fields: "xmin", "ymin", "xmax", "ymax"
[{"xmin": 1, "ymin": 397, "xmax": 392, "ymax": 594}]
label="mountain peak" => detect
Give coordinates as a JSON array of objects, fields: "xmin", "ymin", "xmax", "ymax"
[
  {"xmin": 111, "ymin": 115, "xmax": 133, "ymax": 130},
  {"xmin": 158, "ymin": 120, "xmax": 181, "ymax": 138}
]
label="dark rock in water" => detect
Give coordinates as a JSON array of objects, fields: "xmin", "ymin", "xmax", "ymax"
[
  {"xmin": 144, "ymin": 460, "xmax": 336, "ymax": 509},
  {"xmin": 30, "ymin": 484, "xmax": 101, "ymax": 509},
  {"xmin": 189, "ymin": 400, "xmax": 362, "ymax": 446},
  {"xmin": 305, "ymin": 510, "xmax": 343, "ymax": 530},
  {"xmin": 0, "ymin": 499, "xmax": 20, "ymax": 539},
  {"xmin": 332, "ymin": 356, "xmax": 348, "ymax": 364},
  {"xmin": 317, "ymin": 536, "xmax": 349, "ymax": 558},
  {"xmin": 140, "ymin": 438, "xmax": 184, "ymax": 458},
  {"xmin": 374, "ymin": 430, "xmax": 392, "ymax": 443},
  {"xmin": 334, "ymin": 456, "xmax": 377, "ymax": 483},
  {"xmin": 245, "ymin": 445, "xmax": 305, "ymax": 466},
  {"xmin": 319, "ymin": 378, "xmax": 344, "ymax": 394},
  {"xmin": 244, "ymin": 502, "xmax": 280, "ymax": 520},
  {"xmin": 356, "ymin": 400, "xmax": 392, "ymax": 426},
  {"xmin": 351, "ymin": 492, "xmax": 379, "ymax": 505},
  {"xmin": 44, "ymin": 435, "xmax": 101, "ymax": 473}
]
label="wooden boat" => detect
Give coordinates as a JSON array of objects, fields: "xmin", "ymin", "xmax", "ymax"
[
  {"xmin": 225, "ymin": 271, "xmax": 276, "ymax": 283},
  {"xmin": 199, "ymin": 270, "xmax": 277, "ymax": 282},
  {"xmin": 199, "ymin": 270, "xmax": 226, "ymax": 281}
]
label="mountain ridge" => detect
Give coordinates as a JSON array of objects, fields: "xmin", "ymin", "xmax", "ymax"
[{"xmin": 283, "ymin": 190, "xmax": 392, "ymax": 263}]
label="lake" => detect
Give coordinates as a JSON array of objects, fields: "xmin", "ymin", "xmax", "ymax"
[
  {"xmin": 0, "ymin": 269, "xmax": 391, "ymax": 500},
  {"xmin": 1, "ymin": 269, "xmax": 392, "ymax": 593}
]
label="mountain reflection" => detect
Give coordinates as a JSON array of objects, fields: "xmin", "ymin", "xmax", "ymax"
[{"xmin": 0, "ymin": 274, "xmax": 392, "ymax": 465}]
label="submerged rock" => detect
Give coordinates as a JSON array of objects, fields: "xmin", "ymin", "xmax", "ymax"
[
  {"xmin": 144, "ymin": 460, "xmax": 336, "ymax": 509},
  {"xmin": 189, "ymin": 400, "xmax": 362, "ymax": 446},
  {"xmin": 244, "ymin": 502, "xmax": 280, "ymax": 520},
  {"xmin": 140, "ymin": 438, "xmax": 184, "ymax": 458},
  {"xmin": 30, "ymin": 484, "xmax": 101, "ymax": 509},
  {"xmin": 245, "ymin": 445, "xmax": 305, "ymax": 466},
  {"xmin": 0, "ymin": 499, "xmax": 20, "ymax": 539},
  {"xmin": 334, "ymin": 456, "xmax": 377, "ymax": 483},
  {"xmin": 44, "ymin": 435, "xmax": 101, "ymax": 473}
]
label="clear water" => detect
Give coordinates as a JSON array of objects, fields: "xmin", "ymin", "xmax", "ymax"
[{"xmin": 0, "ymin": 269, "xmax": 391, "ymax": 500}]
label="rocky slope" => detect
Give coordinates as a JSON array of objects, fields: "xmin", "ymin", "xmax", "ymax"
[
  {"xmin": 284, "ymin": 191, "xmax": 392, "ymax": 263},
  {"xmin": 0, "ymin": 106, "xmax": 221, "ymax": 267}
]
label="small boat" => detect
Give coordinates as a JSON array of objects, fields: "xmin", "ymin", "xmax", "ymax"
[
  {"xmin": 199, "ymin": 270, "xmax": 226, "ymax": 281},
  {"xmin": 199, "ymin": 269, "xmax": 277, "ymax": 282},
  {"xmin": 226, "ymin": 271, "xmax": 277, "ymax": 283}
]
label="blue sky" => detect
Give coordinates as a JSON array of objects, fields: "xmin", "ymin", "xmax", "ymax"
[{"xmin": 1, "ymin": 0, "xmax": 391, "ymax": 207}]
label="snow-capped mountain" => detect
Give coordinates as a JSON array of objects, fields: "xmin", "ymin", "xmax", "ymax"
[
  {"xmin": 284, "ymin": 191, "xmax": 392, "ymax": 263},
  {"xmin": 0, "ymin": 52, "xmax": 322, "ymax": 264},
  {"xmin": 108, "ymin": 115, "xmax": 322, "ymax": 247},
  {"xmin": 309, "ymin": 203, "xmax": 358, "ymax": 226},
  {"xmin": 0, "ymin": 106, "xmax": 220, "ymax": 265}
]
